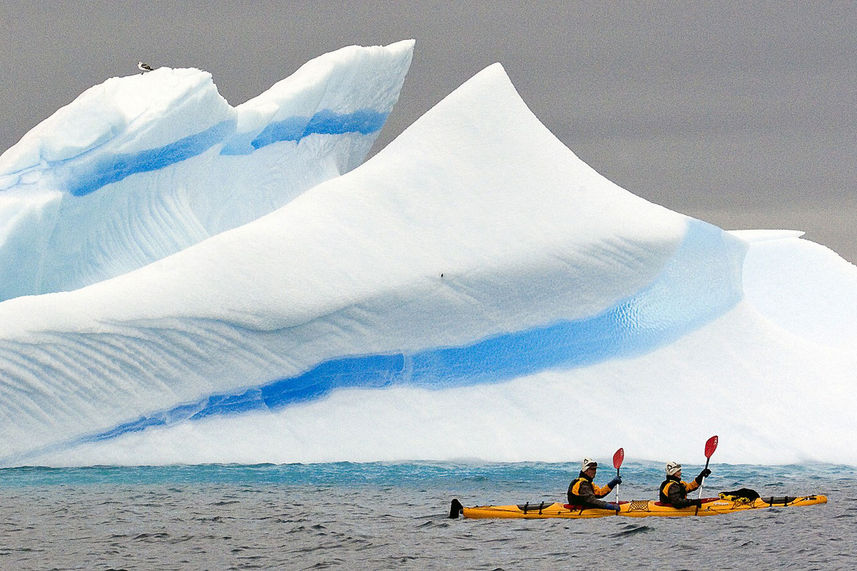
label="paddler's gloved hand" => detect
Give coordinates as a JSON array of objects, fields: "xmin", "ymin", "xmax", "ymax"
[
  {"xmin": 608, "ymin": 476, "xmax": 622, "ymax": 487},
  {"xmin": 605, "ymin": 502, "xmax": 620, "ymax": 511},
  {"xmin": 690, "ymin": 499, "xmax": 703, "ymax": 507},
  {"xmin": 695, "ymin": 468, "xmax": 712, "ymax": 483}
]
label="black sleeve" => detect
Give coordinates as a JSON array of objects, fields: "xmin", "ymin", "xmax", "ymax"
[
  {"xmin": 667, "ymin": 482, "xmax": 695, "ymax": 509},
  {"xmin": 577, "ymin": 480, "xmax": 611, "ymax": 509},
  {"xmin": 583, "ymin": 498, "xmax": 612, "ymax": 509}
]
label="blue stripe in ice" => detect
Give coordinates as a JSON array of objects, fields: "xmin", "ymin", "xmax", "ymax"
[
  {"xmin": 250, "ymin": 109, "xmax": 388, "ymax": 150},
  {"xmin": 65, "ymin": 120, "xmax": 236, "ymax": 196},
  {"xmin": 83, "ymin": 218, "xmax": 746, "ymax": 443},
  {"xmin": 61, "ymin": 109, "xmax": 386, "ymax": 194}
]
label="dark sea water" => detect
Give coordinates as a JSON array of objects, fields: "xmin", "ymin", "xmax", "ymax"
[{"xmin": 0, "ymin": 462, "xmax": 853, "ymax": 570}]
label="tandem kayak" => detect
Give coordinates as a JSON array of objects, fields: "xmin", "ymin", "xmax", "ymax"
[{"xmin": 449, "ymin": 494, "xmax": 827, "ymax": 519}]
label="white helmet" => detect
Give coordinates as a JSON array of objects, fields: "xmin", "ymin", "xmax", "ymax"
[
  {"xmin": 665, "ymin": 461, "xmax": 682, "ymax": 476},
  {"xmin": 582, "ymin": 458, "xmax": 598, "ymax": 470}
]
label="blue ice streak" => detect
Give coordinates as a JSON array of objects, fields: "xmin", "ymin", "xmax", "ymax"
[
  {"xmin": 61, "ymin": 109, "xmax": 387, "ymax": 195},
  {"xmin": 250, "ymin": 110, "xmax": 388, "ymax": 149},
  {"xmin": 81, "ymin": 219, "xmax": 746, "ymax": 444},
  {"xmin": 64, "ymin": 121, "xmax": 236, "ymax": 196}
]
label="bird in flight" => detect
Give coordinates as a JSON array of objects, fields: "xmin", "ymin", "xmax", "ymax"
[{"xmin": 138, "ymin": 61, "xmax": 154, "ymax": 73}]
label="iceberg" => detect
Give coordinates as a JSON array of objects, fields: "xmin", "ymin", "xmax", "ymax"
[
  {"xmin": 0, "ymin": 40, "xmax": 414, "ymax": 300},
  {"xmin": 0, "ymin": 50, "xmax": 855, "ymax": 467}
]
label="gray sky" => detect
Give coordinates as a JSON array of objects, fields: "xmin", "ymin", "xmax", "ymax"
[{"xmin": 2, "ymin": 1, "xmax": 855, "ymax": 262}]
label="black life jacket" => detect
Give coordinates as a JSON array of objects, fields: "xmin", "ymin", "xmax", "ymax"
[
  {"xmin": 659, "ymin": 475, "xmax": 685, "ymax": 503},
  {"xmin": 568, "ymin": 472, "xmax": 592, "ymax": 504}
]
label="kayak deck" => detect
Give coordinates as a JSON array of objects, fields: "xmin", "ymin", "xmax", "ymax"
[{"xmin": 450, "ymin": 495, "xmax": 827, "ymax": 519}]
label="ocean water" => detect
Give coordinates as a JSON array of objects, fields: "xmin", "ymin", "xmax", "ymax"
[{"xmin": 0, "ymin": 462, "xmax": 853, "ymax": 570}]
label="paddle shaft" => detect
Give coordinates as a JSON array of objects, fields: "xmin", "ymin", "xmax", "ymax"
[
  {"xmin": 693, "ymin": 457, "xmax": 712, "ymax": 516},
  {"xmin": 698, "ymin": 457, "xmax": 711, "ymax": 499},
  {"xmin": 615, "ymin": 466, "xmax": 620, "ymax": 503}
]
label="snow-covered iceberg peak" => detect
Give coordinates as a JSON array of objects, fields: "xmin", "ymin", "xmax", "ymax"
[
  {"xmin": 0, "ymin": 63, "xmax": 759, "ymax": 466},
  {"xmin": 0, "ymin": 67, "xmax": 230, "ymax": 181},
  {"xmin": 0, "ymin": 40, "xmax": 414, "ymax": 301}
]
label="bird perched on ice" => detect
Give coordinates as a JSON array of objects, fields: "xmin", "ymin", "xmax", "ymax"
[{"xmin": 137, "ymin": 61, "xmax": 154, "ymax": 73}]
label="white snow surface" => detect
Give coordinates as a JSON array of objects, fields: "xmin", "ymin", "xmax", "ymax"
[
  {"xmin": 0, "ymin": 40, "xmax": 414, "ymax": 300},
  {"xmin": 0, "ymin": 54, "xmax": 855, "ymax": 467}
]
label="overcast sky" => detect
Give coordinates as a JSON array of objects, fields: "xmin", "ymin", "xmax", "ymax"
[{"xmin": 2, "ymin": 1, "xmax": 855, "ymax": 262}]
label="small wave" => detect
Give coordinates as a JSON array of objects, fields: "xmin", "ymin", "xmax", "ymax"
[
  {"xmin": 611, "ymin": 524, "xmax": 653, "ymax": 538},
  {"xmin": 132, "ymin": 532, "xmax": 170, "ymax": 542},
  {"xmin": 417, "ymin": 520, "xmax": 451, "ymax": 529}
]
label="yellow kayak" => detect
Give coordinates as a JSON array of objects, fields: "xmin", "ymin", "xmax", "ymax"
[
  {"xmin": 451, "ymin": 500, "xmax": 618, "ymax": 519},
  {"xmin": 621, "ymin": 495, "xmax": 827, "ymax": 517},
  {"xmin": 450, "ymin": 495, "xmax": 827, "ymax": 519}
]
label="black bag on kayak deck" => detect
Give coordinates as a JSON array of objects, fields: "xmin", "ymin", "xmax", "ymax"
[{"xmin": 719, "ymin": 488, "xmax": 760, "ymax": 502}]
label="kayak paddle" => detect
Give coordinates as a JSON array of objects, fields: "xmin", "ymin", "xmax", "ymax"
[
  {"xmin": 613, "ymin": 447, "xmax": 624, "ymax": 505},
  {"xmin": 695, "ymin": 435, "xmax": 718, "ymax": 515}
]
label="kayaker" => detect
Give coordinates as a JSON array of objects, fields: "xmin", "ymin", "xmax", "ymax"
[
  {"xmin": 567, "ymin": 458, "xmax": 621, "ymax": 510},
  {"xmin": 658, "ymin": 461, "xmax": 711, "ymax": 508}
]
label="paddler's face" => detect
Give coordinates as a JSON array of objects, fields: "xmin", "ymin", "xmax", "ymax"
[{"xmin": 584, "ymin": 466, "xmax": 596, "ymax": 477}]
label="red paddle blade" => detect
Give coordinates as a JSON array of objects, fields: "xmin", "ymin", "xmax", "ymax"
[
  {"xmin": 704, "ymin": 435, "xmax": 719, "ymax": 458},
  {"xmin": 613, "ymin": 448, "xmax": 625, "ymax": 470}
]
